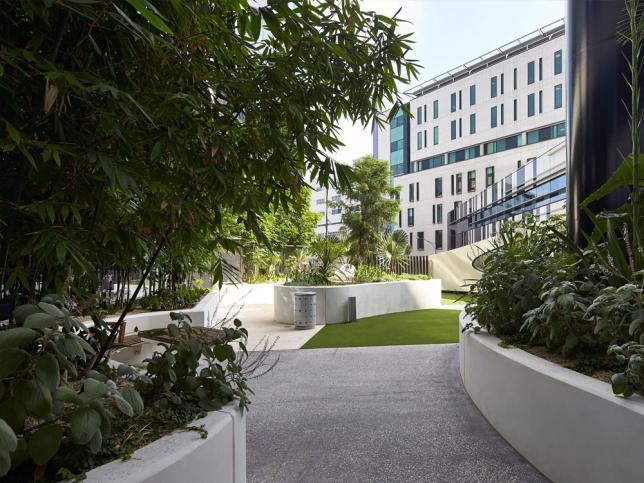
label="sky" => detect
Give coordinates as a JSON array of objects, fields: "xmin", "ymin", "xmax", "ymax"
[{"xmin": 333, "ymin": 0, "xmax": 566, "ymax": 165}]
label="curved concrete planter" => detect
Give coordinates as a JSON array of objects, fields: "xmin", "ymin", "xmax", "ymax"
[
  {"xmin": 459, "ymin": 312, "xmax": 644, "ymax": 483},
  {"xmin": 275, "ymin": 279, "xmax": 441, "ymax": 325},
  {"xmin": 84, "ymin": 404, "xmax": 246, "ymax": 483}
]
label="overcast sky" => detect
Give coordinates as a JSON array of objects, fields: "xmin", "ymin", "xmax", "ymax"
[{"xmin": 332, "ymin": 0, "xmax": 566, "ymax": 165}]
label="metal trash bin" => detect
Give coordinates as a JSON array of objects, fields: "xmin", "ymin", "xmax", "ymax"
[{"xmin": 293, "ymin": 292, "xmax": 316, "ymax": 329}]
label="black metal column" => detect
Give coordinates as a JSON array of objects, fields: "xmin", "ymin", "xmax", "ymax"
[{"xmin": 566, "ymin": 0, "xmax": 634, "ymax": 244}]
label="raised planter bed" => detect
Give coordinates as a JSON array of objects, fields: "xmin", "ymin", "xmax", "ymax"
[
  {"xmin": 459, "ymin": 312, "xmax": 644, "ymax": 483},
  {"xmin": 275, "ymin": 279, "xmax": 442, "ymax": 325},
  {"xmin": 84, "ymin": 403, "xmax": 246, "ymax": 483}
]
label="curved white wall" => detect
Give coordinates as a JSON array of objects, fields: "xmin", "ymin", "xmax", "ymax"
[
  {"xmin": 459, "ymin": 312, "xmax": 644, "ymax": 483},
  {"xmin": 85, "ymin": 404, "xmax": 245, "ymax": 483},
  {"xmin": 275, "ymin": 279, "xmax": 442, "ymax": 324}
]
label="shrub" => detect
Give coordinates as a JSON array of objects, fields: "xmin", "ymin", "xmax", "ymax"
[
  {"xmin": 354, "ymin": 264, "xmax": 388, "ymax": 283},
  {"xmin": 586, "ymin": 280, "xmax": 644, "ymax": 343},
  {"xmin": 0, "ymin": 295, "xmax": 143, "ymax": 478},
  {"xmin": 466, "ymin": 215, "xmax": 568, "ymax": 339},
  {"xmin": 608, "ymin": 342, "xmax": 644, "ymax": 397},
  {"xmin": 138, "ymin": 287, "xmax": 209, "ymax": 311}
]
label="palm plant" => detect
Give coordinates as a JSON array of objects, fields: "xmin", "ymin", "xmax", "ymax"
[{"xmin": 376, "ymin": 230, "xmax": 411, "ymax": 274}]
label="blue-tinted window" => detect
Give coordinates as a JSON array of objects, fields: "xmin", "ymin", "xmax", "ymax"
[
  {"xmin": 417, "ymin": 232, "xmax": 424, "ymax": 251},
  {"xmin": 528, "ymin": 61, "xmax": 535, "ymax": 84},
  {"xmin": 491, "ymin": 106, "xmax": 497, "ymax": 128},
  {"xmin": 538, "ymin": 58, "xmax": 543, "ymax": 81},
  {"xmin": 435, "ymin": 230, "xmax": 443, "ymax": 250},
  {"xmin": 433, "ymin": 126, "xmax": 439, "ymax": 145},
  {"xmin": 527, "ymin": 93, "xmax": 535, "ymax": 117},
  {"xmin": 433, "ymin": 99, "xmax": 439, "ymax": 119},
  {"xmin": 526, "ymin": 122, "xmax": 566, "ymax": 145},
  {"xmin": 450, "ymin": 93, "xmax": 456, "ymax": 113},
  {"xmin": 554, "ymin": 84, "xmax": 562, "ymax": 109},
  {"xmin": 417, "ymin": 131, "xmax": 422, "ymax": 150},
  {"xmin": 435, "ymin": 177, "xmax": 443, "ymax": 197},
  {"xmin": 450, "ymin": 120, "xmax": 456, "ymax": 140},
  {"xmin": 416, "ymin": 106, "xmax": 422, "ymax": 125},
  {"xmin": 538, "ymin": 90, "xmax": 543, "ymax": 113},
  {"xmin": 554, "ymin": 50, "xmax": 562, "ymax": 75},
  {"xmin": 469, "ymin": 113, "xmax": 476, "ymax": 134},
  {"xmin": 491, "ymin": 76, "xmax": 497, "ymax": 98},
  {"xmin": 470, "ymin": 85, "xmax": 476, "ymax": 105},
  {"xmin": 486, "ymin": 167, "xmax": 495, "ymax": 187},
  {"xmin": 484, "ymin": 134, "xmax": 523, "ymax": 155},
  {"xmin": 467, "ymin": 171, "xmax": 476, "ymax": 192},
  {"xmin": 407, "ymin": 208, "xmax": 414, "ymax": 227},
  {"xmin": 417, "ymin": 154, "xmax": 445, "ymax": 171},
  {"xmin": 448, "ymin": 145, "xmax": 480, "ymax": 164},
  {"xmin": 436, "ymin": 204, "xmax": 443, "ymax": 224}
]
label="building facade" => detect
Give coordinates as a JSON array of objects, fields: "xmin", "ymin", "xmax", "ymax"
[
  {"xmin": 310, "ymin": 185, "xmax": 345, "ymax": 236},
  {"xmin": 373, "ymin": 20, "xmax": 566, "ymax": 254}
]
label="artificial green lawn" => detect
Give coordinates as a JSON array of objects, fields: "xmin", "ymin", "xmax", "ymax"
[
  {"xmin": 301, "ymin": 308, "xmax": 461, "ymax": 349},
  {"xmin": 441, "ymin": 291, "xmax": 471, "ymax": 305}
]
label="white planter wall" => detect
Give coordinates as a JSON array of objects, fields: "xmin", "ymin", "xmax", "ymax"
[
  {"xmin": 459, "ymin": 312, "xmax": 644, "ymax": 483},
  {"xmin": 274, "ymin": 279, "xmax": 442, "ymax": 325},
  {"xmin": 84, "ymin": 404, "xmax": 246, "ymax": 483}
]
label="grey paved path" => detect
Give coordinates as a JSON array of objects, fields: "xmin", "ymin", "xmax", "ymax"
[{"xmin": 247, "ymin": 344, "xmax": 548, "ymax": 483}]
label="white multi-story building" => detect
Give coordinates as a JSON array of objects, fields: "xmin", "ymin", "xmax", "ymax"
[
  {"xmin": 373, "ymin": 19, "xmax": 566, "ymax": 254},
  {"xmin": 310, "ymin": 185, "xmax": 345, "ymax": 236}
]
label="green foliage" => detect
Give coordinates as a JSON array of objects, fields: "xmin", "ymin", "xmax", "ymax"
[
  {"xmin": 466, "ymin": 215, "xmax": 569, "ymax": 338},
  {"xmin": 607, "ymin": 342, "xmax": 644, "ymax": 397},
  {"xmin": 137, "ymin": 313, "xmax": 251, "ymax": 411},
  {"xmin": 0, "ymin": 296, "xmax": 143, "ymax": 478},
  {"xmin": 376, "ymin": 230, "xmax": 411, "ymax": 273},
  {"xmin": 586, "ymin": 279, "xmax": 644, "ymax": 343},
  {"xmin": 138, "ymin": 287, "xmax": 209, "ymax": 312},
  {"xmin": 0, "ymin": 0, "xmax": 417, "ymax": 302},
  {"xmin": 334, "ymin": 156, "xmax": 401, "ymax": 265}
]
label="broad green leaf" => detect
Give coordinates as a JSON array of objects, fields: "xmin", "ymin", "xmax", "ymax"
[
  {"xmin": 0, "ymin": 328, "xmax": 39, "ymax": 349},
  {"xmin": 0, "ymin": 349, "xmax": 29, "ymax": 380},
  {"xmin": 35, "ymin": 353, "xmax": 60, "ymax": 391},
  {"xmin": 53, "ymin": 387, "xmax": 82, "ymax": 404},
  {"xmin": 120, "ymin": 387, "xmax": 144, "ymax": 415},
  {"xmin": 69, "ymin": 407, "xmax": 101, "ymax": 444},
  {"xmin": 12, "ymin": 305, "xmax": 40, "ymax": 325},
  {"xmin": 37, "ymin": 302, "xmax": 64, "ymax": 318},
  {"xmin": 87, "ymin": 370, "xmax": 108, "ymax": 382},
  {"xmin": 0, "ymin": 419, "xmax": 17, "ymax": 452},
  {"xmin": 83, "ymin": 378, "xmax": 110, "ymax": 400},
  {"xmin": 24, "ymin": 312, "xmax": 56, "ymax": 329},
  {"xmin": 28, "ymin": 424, "xmax": 63, "ymax": 465},
  {"xmin": 0, "ymin": 400, "xmax": 26, "ymax": 432},
  {"xmin": 88, "ymin": 428, "xmax": 102, "ymax": 453},
  {"xmin": 13, "ymin": 379, "xmax": 52, "ymax": 418},
  {"xmin": 581, "ymin": 153, "xmax": 644, "ymax": 208},
  {"xmin": 112, "ymin": 394, "xmax": 134, "ymax": 417},
  {"xmin": 611, "ymin": 373, "xmax": 626, "ymax": 395}
]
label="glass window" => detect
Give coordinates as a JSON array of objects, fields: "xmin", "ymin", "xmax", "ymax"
[
  {"xmin": 470, "ymin": 85, "xmax": 476, "ymax": 105},
  {"xmin": 423, "ymin": 104, "xmax": 427, "ymax": 122},
  {"xmin": 485, "ymin": 166, "xmax": 495, "ymax": 187},
  {"xmin": 456, "ymin": 173, "xmax": 463, "ymax": 194},
  {"xmin": 513, "ymin": 99, "xmax": 517, "ymax": 121},
  {"xmin": 416, "ymin": 106, "xmax": 422, "ymax": 125},
  {"xmin": 417, "ymin": 232, "xmax": 424, "ymax": 251},
  {"xmin": 491, "ymin": 106, "xmax": 497, "ymax": 128},
  {"xmin": 450, "ymin": 120, "xmax": 456, "ymax": 140},
  {"xmin": 500, "ymin": 73, "xmax": 504, "ymax": 95},
  {"xmin": 554, "ymin": 50, "xmax": 562, "ymax": 75},
  {"xmin": 528, "ymin": 61, "xmax": 535, "ymax": 84},
  {"xmin": 467, "ymin": 170, "xmax": 476, "ymax": 192},
  {"xmin": 469, "ymin": 113, "xmax": 476, "ymax": 134},
  {"xmin": 513, "ymin": 67, "xmax": 517, "ymax": 90},
  {"xmin": 500, "ymin": 104, "xmax": 504, "ymax": 125},
  {"xmin": 424, "ymin": 129, "xmax": 427, "ymax": 147},
  {"xmin": 435, "ymin": 230, "xmax": 443, "ymax": 250},
  {"xmin": 417, "ymin": 131, "xmax": 422, "ymax": 149},
  {"xmin": 410, "ymin": 231, "xmax": 413, "ymax": 248},
  {"xmin": 433, "ymin": 99, "xmax": 439, "ymax": 119},
  {"xmin": 491, "ymin": 76, "xmax": 497, "ymax": 98},
  {"xmin": 539, "ymin": 57, "xmax": 543, "ymax": 81},
  {"xmin": 554, "ymin": 84, "xmax": 562, "ymax": 109},
  {"xmin": 448, "ymin": 145, "xmax": 480, "ymax": 163},
  {"xmin": 407, "ymin": 208, "xmax": 414, "ymax": 227},
  {"xmin": 433, "ymin": 126, "xmax": 439, "ymax": 145},
  {"xmin": 458, "ymin": 118, "xmax": 462, "ymax": 137},
  {"xmin": 458, "ymin": 90, "xmax": 462, "ymax": 110},
  {"xmin": 316, "ymin": 198, "xmax": 325, "ymax": 205},
  {"xmin": 436, "ymin": 204, "xmax": 443, "ymax": 224},
  {"xmin": 539, "ymin": 90, "xmax": 543, "ymax": 113},
  {"xmin": 416, "ymin": 182, "xmax": 419, "ymax": 201},
  {"xmin": 526, "ymin": 121, "xmax": 566, "ymax": 145},
  {"xmin": 450, "ymin": 93, "xmax": 457, "ymax": 112},
  {"xmin": 527, "ymin": 93, "xmax": 535, "ymax": 117},
  {"xmin": 408, "ymin": 183, "xmax": 414, "ymax": 202},
  {"xmin": 435, "ymin": 177, "xmax": 443, "ymax": 197},
  {"xmin": 331, "ymin": 207, "xmax": 341, "ymax": 215},
  {"xmin": 398, "ymin": 211, "xmax": 401, "ymax": 227}
]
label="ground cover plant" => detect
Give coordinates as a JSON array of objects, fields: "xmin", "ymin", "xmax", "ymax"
[
  {"xmin": 465, "ymin": 0, "xmax": 644, "ymax": 396},
  {"xmin": 302, "ymin": 309, "xmax": 460, "ymax": 349}
]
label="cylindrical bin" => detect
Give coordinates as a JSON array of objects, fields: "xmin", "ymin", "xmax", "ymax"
[{"xmin": 293, "ymin": 292, "xmax": 316, "ymax": 330}]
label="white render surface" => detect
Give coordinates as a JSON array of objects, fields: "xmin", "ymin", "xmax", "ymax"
[
  {"xmin": 84, "ymin": 404, "xmax": 246, "ymax": 483},
  {"xmin": 459, "ymin": 312, "xmax": 644, "ymax": 483},
  {"xmin": 274, "ymin": 279, "xmax": 442, "ymax": 325}
]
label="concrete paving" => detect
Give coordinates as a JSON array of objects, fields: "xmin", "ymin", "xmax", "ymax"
[{"xmin": 247, "ymin": 344, "xmax": 548, "ymax": 483}]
